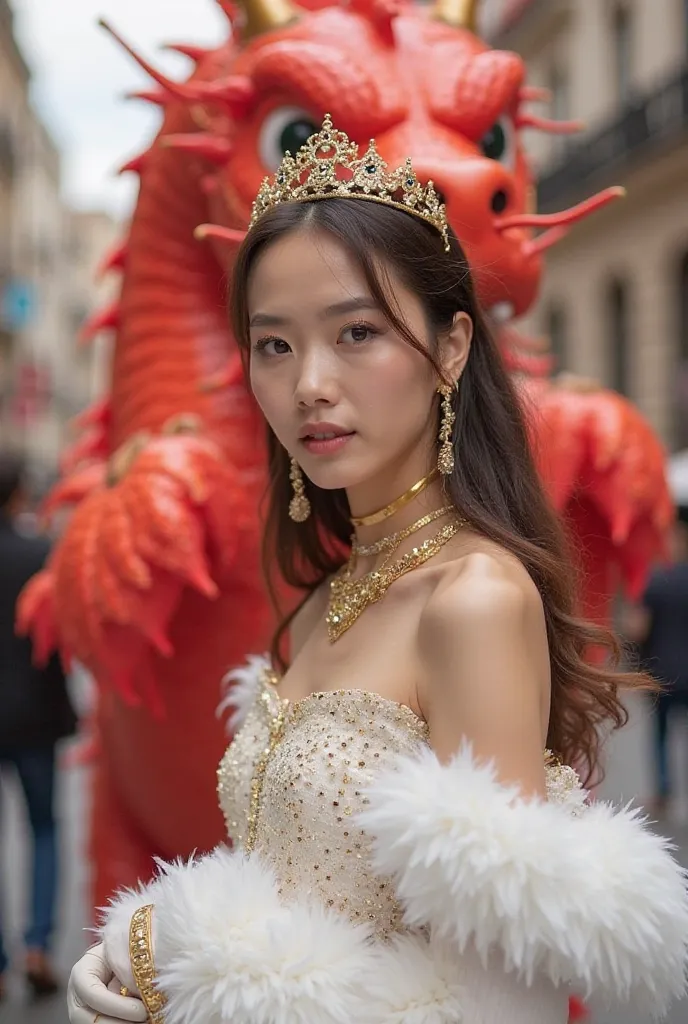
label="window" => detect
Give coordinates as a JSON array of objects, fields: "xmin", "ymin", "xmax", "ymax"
[
  {"xmin": 674, "ymin": 251, "xmax": 688, "ymax": 448},
  {"xmin": 545, "ymin": 302, "xmax": 568, "ymax": 372},
  {"xmin": 613, "ymin": 5, "xmax": 633, "ymax": 106},
  {"xmin": 607, "ymin": 279, "xmax": 630, "ymax": 396}
]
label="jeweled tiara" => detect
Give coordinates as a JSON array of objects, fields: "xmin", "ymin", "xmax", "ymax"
[{"xmin": 249, "ymin": 114, "xmax": 450, "ymax": 251}]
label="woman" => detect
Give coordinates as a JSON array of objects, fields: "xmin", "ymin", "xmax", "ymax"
[{"xmin": 68, "ymin": 117, "xmax": 687, "ymax": 1024}]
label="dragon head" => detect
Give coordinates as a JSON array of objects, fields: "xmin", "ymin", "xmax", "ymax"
[
  {"xmin": 105, "ymin": 0, "xmax": 622, "ymax": 322},
  {"xmin": 189, "ymin": 0, "xmax": 620, "ymax": 320}
]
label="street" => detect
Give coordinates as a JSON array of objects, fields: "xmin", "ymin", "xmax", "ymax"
[{"xmin": 1, "ymin": 692, "xmax": 687, "ymax": 1024}]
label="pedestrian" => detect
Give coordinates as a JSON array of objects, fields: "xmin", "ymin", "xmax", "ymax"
[
  {"xmin": 0, "ymin": 452, "xmax": 76, "ymax": 999},
  {"xmin": 625, "ymin": 508, "xmax": 688, "ymax": 816}
]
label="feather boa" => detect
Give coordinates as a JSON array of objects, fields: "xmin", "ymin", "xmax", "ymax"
[
  {"xmin": 357, "ymin": 742, "xmax": 688, "ymax": 1017},
  {"xmin": 99, "ymin": 847, "xmax": 473, "ymax": 1024}
]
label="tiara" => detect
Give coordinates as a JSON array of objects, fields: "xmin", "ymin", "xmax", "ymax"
[{"xmin": 249, "ymin": 114, "xmax": 450, "ymax": 251}]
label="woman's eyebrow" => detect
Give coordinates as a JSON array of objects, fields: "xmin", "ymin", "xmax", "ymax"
[
  {"xmin": 249, "ymin": 296, "xmax": 378, "ymax": 328},
  {"xmin": 249, "ymin": 311, "xmax": 290, "ymax": 328},
  {"xmin": 321, "ymin": 297, "xmax": 379, "ymax": 318}
]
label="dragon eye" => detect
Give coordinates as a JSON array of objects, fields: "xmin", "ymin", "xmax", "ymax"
[
  {"xmin": 259, "ymin": 107, "xmax": 320, "ymax": 170},
  {"xmin": 479, "ymin": 117, "xmax": 515, "ymax": 168}
]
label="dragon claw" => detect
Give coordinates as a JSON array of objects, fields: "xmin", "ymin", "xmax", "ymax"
[{"xmin": 20, "ymin": 430, "xmax": 261, "ymax": 707}]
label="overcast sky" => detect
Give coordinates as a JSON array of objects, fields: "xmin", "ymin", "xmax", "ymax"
[{"xmin": 12, "ymin": 0, "xmax": 228, "ymax": 218}]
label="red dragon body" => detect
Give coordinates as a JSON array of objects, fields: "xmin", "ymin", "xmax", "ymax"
[{"xmin": 18, "ymin": 0, "xmax": 670, "ymax": 964}]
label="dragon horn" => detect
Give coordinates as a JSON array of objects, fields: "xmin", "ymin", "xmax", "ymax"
[
  {"xmin": 235, "ymin": 0, "xmax": 301, "ymax": 39},
  {"xmin": 432, "ymin": 0, "xmax": 480, "ymax": 32}
]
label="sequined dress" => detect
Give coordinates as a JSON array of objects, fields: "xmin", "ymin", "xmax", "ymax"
[
  {"xmin": 101, "ymin": 655, "xmax": 688, "ymax": 1024},
  {"xmin": 217, "ymin": 666, "xmax": 435, "ymax": 940}
]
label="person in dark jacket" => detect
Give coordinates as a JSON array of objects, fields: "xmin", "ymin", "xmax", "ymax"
[
  {"xmin": 0, "ymin": 453, "xmax": 76, "ymax": 999},
  {"xmin": 625, "ymin": 506, "xmax": 688, "ymax": 817}
]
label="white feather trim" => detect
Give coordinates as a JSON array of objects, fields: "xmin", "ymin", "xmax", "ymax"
[
  {"xmin": 121, "ymin": 846, "xmax": 374, "ymax": 1024},
  {"xmin": 216, "ymin": 653, "xmax": 272, "ymax": 733},
  {"xmin": 363, "ymin": 933, "xmax": 465, "ymax": 1024},
  {"xmin": 357, "ymin": 742, "xmax": 688, "ymax": 1016},
  {"xmin": 98, "ymin": 843, "xmax": 573, "ymax": 1023}
]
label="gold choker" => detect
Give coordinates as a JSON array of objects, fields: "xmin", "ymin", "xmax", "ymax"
[{"xmin": 350, "ymin": 468, "xmax": 439, "ymax": 527}]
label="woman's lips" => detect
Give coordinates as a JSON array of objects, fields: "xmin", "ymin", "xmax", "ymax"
[{"xmin": 300, "ymin": 432, "xmax": 356, "ymax": 455}]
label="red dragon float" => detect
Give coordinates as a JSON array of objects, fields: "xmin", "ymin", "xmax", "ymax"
[{"xmin": 18, "ymin": 6, "xmax": 671, "ymax": 1018}]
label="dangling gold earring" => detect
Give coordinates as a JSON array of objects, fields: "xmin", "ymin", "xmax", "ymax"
[
  {"xmin": 437, "ymin": 383, "xmax": 456, "ymax": 475},
  {"xmin": 288, "ymin": 457, "xmax": 311, "ymax": 522}
]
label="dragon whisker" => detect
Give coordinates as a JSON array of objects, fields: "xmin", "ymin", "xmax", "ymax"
[
  {"xmin": 194, "ymin": 223, "xmax": 248, "ymax": 244},
  {"xmin": 494, "ymin": 186, "xmax": 626, "ymax": 233},
  {"xmin": 522, "ymin": 226, "xmax": 570, "ymax": 259},
  {"xmin": 99, "ymin": 19, "xmax": 213, "ymax": 105},
  {"xmin": 160, "ymin": 42, "xmax": 210, "ymax": 62},
  {"xmin": 516, "ymin": 112, "xmax": 585, "ymax": 134},
  {"xmin": 519, "ymin": 85, "xmax": 552, "ymax": 102}
]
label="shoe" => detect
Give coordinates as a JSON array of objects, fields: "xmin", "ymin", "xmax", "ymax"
[{"xmin": 25, "ymin": 950, "xmax": 60, "ymax": 999}]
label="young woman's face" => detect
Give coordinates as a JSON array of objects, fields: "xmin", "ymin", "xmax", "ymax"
[{"xmin": 247, "ymin": 228, "xmax": 443, "ymax": 494}]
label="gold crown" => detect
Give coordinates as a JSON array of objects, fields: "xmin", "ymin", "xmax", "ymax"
[{"xmin": 249, "ymin": 114, "xmax": 450, "ymax": 251}]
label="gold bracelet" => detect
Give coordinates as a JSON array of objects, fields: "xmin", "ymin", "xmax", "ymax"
[{"xmin": 129, "ymin": 904, "xmax": 166, "ymax": 1023}]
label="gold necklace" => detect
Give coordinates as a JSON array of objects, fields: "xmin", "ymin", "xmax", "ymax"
[
  {"xmin": 352, "ymin": 506, "xmax": 454, "ymax": 557},
  {"xmin": 350, "ymin": 468, "xmax": 439, "ymax": 527},
  {"xmin": 326, "ymin": 513, "xmax": 464, "ymax": 643}
]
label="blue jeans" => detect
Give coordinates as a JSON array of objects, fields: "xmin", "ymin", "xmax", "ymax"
[{"xmin": 0, "ymin": 746, "xmax": 57, "ymax": 974}]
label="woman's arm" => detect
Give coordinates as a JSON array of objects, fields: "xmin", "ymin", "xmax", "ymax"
[
  {"xmin": 415, "ymin": 560, "xmax": 569, "ymax": 1019},
  {"xmin": 358, "ymin": 555, "xmax": 688, "ymax": 1016}
]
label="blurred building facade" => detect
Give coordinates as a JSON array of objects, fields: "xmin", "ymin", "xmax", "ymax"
[
  {"xmin": 0, "ymin": 0, "xmax": 118, "ymax": 494},
  {"xmin": 65, "ymin": 209, "xmax": 120, "ymax": 415},
  {"xmin": 485, "ymin": 0, "xmax": 688, "ymax": 450}
]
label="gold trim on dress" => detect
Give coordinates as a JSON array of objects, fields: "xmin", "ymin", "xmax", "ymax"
[{"xmin": 245, "ymin": 702, "xmax": 288, "ymax": 852}]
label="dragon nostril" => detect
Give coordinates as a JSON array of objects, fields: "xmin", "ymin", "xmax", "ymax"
[{"xmin": 491, "ymin": 189, "xmax": 509, "ymax": 214}]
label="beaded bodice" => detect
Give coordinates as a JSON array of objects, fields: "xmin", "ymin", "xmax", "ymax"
[
  {"xmin": 217, "ymin": 662, "xmax": 585, "ymax": 940},
  {"xmin": 217, "ymin": 666, "xmax": 429, "ymax": 938}
]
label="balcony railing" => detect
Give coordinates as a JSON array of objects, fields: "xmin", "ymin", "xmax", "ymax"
[{"xmin": 537, "ymin": 65, "xmax": 688, "ymax": 211}]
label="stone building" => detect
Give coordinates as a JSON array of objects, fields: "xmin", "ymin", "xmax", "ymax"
[
  {"xmin": 486, "ymin": 0, "xmax": 688, "ymax": 450},
  {"xmin": 0, "ymin": 0, "xmax": 118, "ymax": 492},
  {"xmin": 64, "ymin": 208, "xmax": 121, "ymax": 408}
]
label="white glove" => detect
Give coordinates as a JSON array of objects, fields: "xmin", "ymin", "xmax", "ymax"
[{"xmin": 67, "ymin": 943, "xmax": 148, "ymax": 1023}]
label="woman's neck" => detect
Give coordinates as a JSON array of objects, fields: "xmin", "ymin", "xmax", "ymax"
[{"xmin": 347, "ymin": 470, "xmax": 450, "ymax": 549}]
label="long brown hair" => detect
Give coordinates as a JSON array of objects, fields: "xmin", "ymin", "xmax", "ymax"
[{"xmin": 230, "ymin": 197, "xmax": 652, "ymax": 785}]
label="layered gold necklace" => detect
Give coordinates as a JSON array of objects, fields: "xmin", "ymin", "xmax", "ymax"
[{"xmin": 326, "ymin": 490, "xmax": 465, "ymax": 643}]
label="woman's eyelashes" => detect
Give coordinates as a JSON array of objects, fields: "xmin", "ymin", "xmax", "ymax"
[
  {"xmin": 253, "ymin": 335, "xmax": 291, "ymax": 355},
  {"xmin": 252, "ymin": 321, "xmax": 381, "ymax": 356},
  {"xmin": 339, "ymin": 321, "xmax": 381, "ymax": 345}
]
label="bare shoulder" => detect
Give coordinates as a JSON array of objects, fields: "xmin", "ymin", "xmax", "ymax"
[
  {"xmin": 290, "ymin": 582, "xmax": 329, "ymax": 658},
  {"xmin": 417, "ymin": 543, "xmax": 550, "ymax": 784},
  {"xmin": 421, "ymin": 543, "xmax": 544, "ymax": 639}
]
